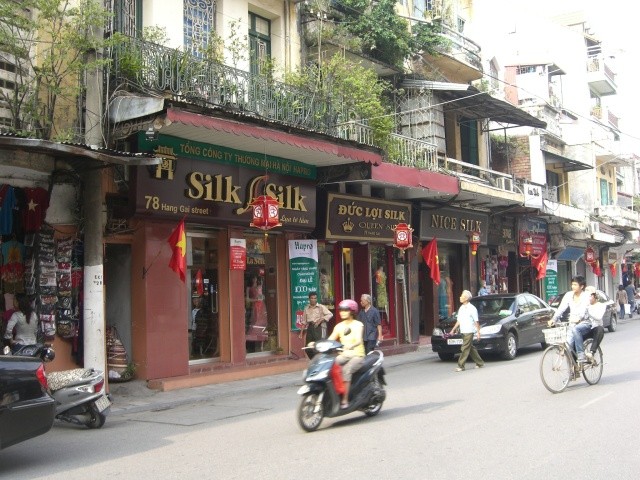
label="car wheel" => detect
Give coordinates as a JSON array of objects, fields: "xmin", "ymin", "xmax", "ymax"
[
  {"xmin": 608, "ymin": 314, "xmax": 617, "ymax": 332},
  {"xmin": 438, "ymin": 352, "xmax": 455, "ymax": 361},
  {"xmin": 500, "ymin": 332, "xmax": 517, "ymax": 360}
]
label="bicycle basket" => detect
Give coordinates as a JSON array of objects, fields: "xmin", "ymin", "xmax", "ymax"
[{"xmin": 542, "ymin": 325, "xmax": 568, "ymax": 344}]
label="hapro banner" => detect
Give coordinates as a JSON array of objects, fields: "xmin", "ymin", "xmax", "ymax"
[{"xmin": 288, "ymin": 240, "xmax": 318, "ymax": 331}]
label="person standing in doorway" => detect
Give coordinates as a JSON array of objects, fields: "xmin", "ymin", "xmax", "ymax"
[
  {"xmin": 449, "ymin": 290, "xmax": 484, "ymax": 372},
  {"xmin": 299, "ymin": 291, "xmax": 333, "ymax": 345},
  {"xmin": 358, "ymin": 293, "xmax": 383, "ymax": 354}
]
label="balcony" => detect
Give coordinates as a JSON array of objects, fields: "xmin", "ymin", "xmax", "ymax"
[
  {"xmin": 110, "ymin": 36, "xmax": 338, "ymax": 135},
  {"xmin": 539, "ymin": 186, "xmax": 588, "ymax": 222},
  {"xmin": 420, "ymin": 22, "xmax": 483, "ymax": 83},
  {"xmin": 594, "ymin": 204, "xmax": 640, "ymax": 230},
  {"xmin": 591, "ymin": 104, "xmax": 620, "ymax": 130},
  {"xmin": 587, "ymin": 55, "xmax": 617, "ymax": 96}
]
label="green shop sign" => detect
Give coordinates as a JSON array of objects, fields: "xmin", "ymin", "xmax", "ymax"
[
  {"xmin": 289, "ymin": 240, "xmax": 319, "ymax": 331},
  {"xmin": 138, "ymin": 132, "xmax": 316, "ymax": 180}
]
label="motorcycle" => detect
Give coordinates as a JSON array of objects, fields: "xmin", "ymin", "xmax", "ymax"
[
  {"xmin": 296, "ymin": 338, "xmax": 386, "ymax": 432},
  {"xmin": 9, "ymin": 343, "xmax": 111, "ymax": 429}
]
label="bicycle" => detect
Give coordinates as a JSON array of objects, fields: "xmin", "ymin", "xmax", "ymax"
[{"xmin": 539, "ymin": 323, "xmax": 603, "ymax": 393}]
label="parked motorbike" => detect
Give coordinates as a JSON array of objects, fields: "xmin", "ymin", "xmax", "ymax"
[
  {"xmin": 296, "ymin": 338, "xmax": 386, "ymax": 432},
  {"xmin": 10, "ymin": 344, "xmax": 111, "ymax": 429}
]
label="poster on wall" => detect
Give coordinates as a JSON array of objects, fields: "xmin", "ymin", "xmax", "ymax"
[
  {"xmin": 544, "ymin": 259, "xmax": 558, "ymax": 301},
  {"xmin": 288, "ymin": 240, "xmax": 318, "ymax": 331},
  {"xmin": 229, "ymin": 238, "xmax": 246, "ymax": 270}
]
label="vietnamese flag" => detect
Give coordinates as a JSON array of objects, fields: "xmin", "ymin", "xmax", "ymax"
[
  {"xmin": 533, "ymin": 250, "xmax": 548, "ymax": 280},
  {"xmin": 422, "ymin": 238, "xmax": 440, "ymax": 285},
  {"xmin": 168, "ymin": 220, "xmax": 186, "ymax": 282}
]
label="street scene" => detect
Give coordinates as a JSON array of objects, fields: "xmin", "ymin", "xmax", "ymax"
[
  {"xmin": 2, "ymin": 315, "xmax": 639, "ymax": 479},
  {"xmin": 2, "ymin": 0, "xmax": 640, "ymax": 476}
]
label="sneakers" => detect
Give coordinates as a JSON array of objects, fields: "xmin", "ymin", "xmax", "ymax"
[
  {"xmin": 577, "ymin": 354, "xmax": 587, "ymax": 363},
  {"xmin": 475, "ymin": 364, "xmax": 484, "ymax": 369},
  {"xmin": 455, "ymin": 367, "xmax": 465, "ymax": 372},
  {"xmin": 585, "ymin": 351, "xmax": 594, "ymax": 362}
]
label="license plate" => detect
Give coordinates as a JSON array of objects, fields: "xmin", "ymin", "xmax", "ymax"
[
  {"xmin": 447, "ymin": 339, "xmax": 463, "ymax": 345},
  {"xmin": 94, "ymin": 395, "xmax": 111, "ymax": 413},
  {"xmin": 297, "ymin": 385, "xmax": 310, "ymax": 395}
]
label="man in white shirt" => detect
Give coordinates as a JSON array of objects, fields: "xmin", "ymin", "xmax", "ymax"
[{"xmin": 449, "ymin": 290, "xmax": 484, "ymax": 372}]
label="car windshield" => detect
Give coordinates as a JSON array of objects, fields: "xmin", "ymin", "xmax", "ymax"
[{"xmin": 471, "ymin": 297, "xmax": 515, "ymax": 317}]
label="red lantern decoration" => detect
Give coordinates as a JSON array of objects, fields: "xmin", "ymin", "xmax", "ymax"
[
  {"xmin": 592, "ymin": 259, "xmax": 602, "ymax": 276},
  {"xmin": 392, "ymin": 223, "xmax": 414, "ymax": 250},
  {"xmin": 250, "ymin": 195, "xmax": 281, "ymax": 231},
  {"xmin": 520, "ymin": 233, "xmax": 534, "ymax": 257},
  {"xmin": 469, "ymin": 231, "xmax": 481, "ymax": 256},
  {"xmin": 610, "ymin": 262, "xmax": 617, "ymax": 277},
  {"xmin": 584, "ymin": 246, "xmax": 596, "ymax": 264}
]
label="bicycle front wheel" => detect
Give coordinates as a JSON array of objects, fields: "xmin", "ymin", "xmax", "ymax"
[
  {"xmin": 540, "ymin": 345, "xmax": 571, "ymax": 393},
  {"xmin": 582, "ymin": 340, "xmax": 603, "ymax": 385}
]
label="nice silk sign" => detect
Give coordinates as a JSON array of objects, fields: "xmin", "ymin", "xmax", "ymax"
[{"xmin": 289, "ymin": 240, "xmax": 319, "ymax": 331}]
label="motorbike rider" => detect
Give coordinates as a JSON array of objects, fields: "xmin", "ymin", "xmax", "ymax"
[{"xmin": 328, "ymin": 299, "xmax": 365, "ymax": 409}]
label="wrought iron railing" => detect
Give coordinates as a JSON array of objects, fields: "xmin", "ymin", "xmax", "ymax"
[
  {"xmin": 110, "ymin": 36, "xmax": 338, "ymax": 134},
  {"xmin": 437, "ymin": 23, "xmax": 483, "ymax": 72}
]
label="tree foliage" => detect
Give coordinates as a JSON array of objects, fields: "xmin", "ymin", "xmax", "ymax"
[{"xmin": 0, "ymin": 0, "xmax": 112, "ymax": 140}]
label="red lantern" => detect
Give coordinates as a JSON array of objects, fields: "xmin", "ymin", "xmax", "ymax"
[
  {"xmin": 250, "ymin": 195, "xmax": 281, "ymax": 231},
  {"xmin": 520, "ymin": 233, "xmax": 533, "ymax": 257},
  {"xmin": 610, "ymin": 262, "xmax": 617, "ymax": 277},
  {"xmin": 592, "ymin": 259, "xmax": 602, "ymax": 276},
  {"xmin": 584, "ymin": 247, "xmax": 596, "ymax": 264},
  {"xmin": 392, "ymin": 223, "xmax": 414, "ymax": 250},
  {"xmin": 469, "ymin": 231, "xmax": 481, "ymax": 256}
]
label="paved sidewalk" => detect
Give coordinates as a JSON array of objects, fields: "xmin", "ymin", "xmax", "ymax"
[{"xmin": 108, "ymin": 345, "xmax": 436, "ymax": 416}]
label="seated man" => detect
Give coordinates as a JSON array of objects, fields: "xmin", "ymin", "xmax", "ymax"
[{"xmin": 584, "ymin": 287, "xmax": 606, "ymax": 362}]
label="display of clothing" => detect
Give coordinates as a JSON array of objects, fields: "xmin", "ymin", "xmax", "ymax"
[
  {"xmin": 375, "ymin": 267, "xmax": 388, "ymax": 309},
  {"xmin": 1, "ymin": 239, "xmax": 26, "ymax": 294},
  {"xmin": 21, "ymin": 187, "xmax": 50, "ymax": 233}
]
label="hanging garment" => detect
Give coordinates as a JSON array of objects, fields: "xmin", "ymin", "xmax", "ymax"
[
  {"xmin": 1, "ymin": 239, "xmax": 25, "ymax": 293},
  {"xmin": 0, "ymin": 185, "xmax": 16, "ymax": 235},
  {"xmin": 21, "ymin": 187, "xmax": 50, "ymax": 232}
]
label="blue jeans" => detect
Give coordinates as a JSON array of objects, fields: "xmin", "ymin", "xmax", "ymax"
[
  {"xmin": 568, "ymin": 323, "xmax": 592, "ymax": 356},
  {"xmin": 620, "ymin": 303, "xmax": 625, "ymax": 319}
]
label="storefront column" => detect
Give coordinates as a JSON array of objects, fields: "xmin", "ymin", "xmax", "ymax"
[{"xmin": 82, "ymin": 169, "xmax": 106, "ymax": 372}]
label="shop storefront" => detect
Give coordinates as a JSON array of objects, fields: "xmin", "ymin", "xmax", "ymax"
[
  {"xmin": 418, "ymin": 206, "xmax": 489, "ymax": 335},
  {"xmin": 124, "ymin": 135, "xmax": 316, "ymax": 380},
  {"xmin": 484, "ymin": 215, "xmax": 518, "ymax": 294},
  {"xmin": 517, "ymin": 218, "xmax": 549, "ymax": 297},
  {"xmin": 316, "ymin": 192, "xmax": 413, "ymax": 345}
]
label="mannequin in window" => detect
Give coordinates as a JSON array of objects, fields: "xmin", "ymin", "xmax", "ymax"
[
  {"xmin": 375, "ymin": 265, "xmax": 388, "ymax": 320},
  {"xmin": 246, "ymin": 275, "xmax": 267, "ymax": 329},
  {"xmin": 320, "ymin": 268, "xmax": 332, "ymax": 304}
]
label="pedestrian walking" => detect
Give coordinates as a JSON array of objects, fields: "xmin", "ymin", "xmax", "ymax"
[
  {"xmin": 616, "ymin": 285, "xmax": 628, "ymax": 320},
  {"xmin": 299, "ymin": 291, "xmax": 333, "ymax": 345},
  {"xmin": 449, "ymin": 290, "xmax": 484, "ymax": 372},
  {"xmin": 625, "ymin": 283, "xmax": 635, "ymax": 317},
  {"xmin": 358, "ymin": 293, "xmax": 382, "ymax": 354}
]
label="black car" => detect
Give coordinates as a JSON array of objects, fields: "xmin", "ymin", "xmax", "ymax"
[
  {"xmin": 431, "ymin": 293, "xmax": 554, "ymax": 361},
  {"xmin": 548, "ymin": 289, "xmax": 618, "ymax": 332},
  {"xmin": 0, "ymin": 355, "xmax": 56, "ymax": 450}
]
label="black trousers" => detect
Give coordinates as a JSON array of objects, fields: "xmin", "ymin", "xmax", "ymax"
[{"xmin": 583, "ymin": 326, "xmax": 604, "ymax": 353}]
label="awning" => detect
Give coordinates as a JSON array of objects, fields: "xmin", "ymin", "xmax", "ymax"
[
  {"xmin": 407, "ymin": 81, "xmax": 546, "ymax": 129},
  {"xmin": 160, "ymin": 108, "xmax": 383, "ymax": 167},
  {"xmin": 543, "ymin": 149, "xmax": 592, "ymax": 172},
  {"xmin": 555, "ymin": 246, "xmax": 584, "ymax": 261},
  {"xmin": 0, "ymin": 133, "xmax": 161, "ymax": 166}
]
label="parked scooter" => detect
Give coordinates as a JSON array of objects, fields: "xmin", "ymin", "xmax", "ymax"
[
  {"xmin": 10, "ymin": 344, "xmax": 111, "ymax": 429},
  {"xmin": 296, "ymin": 338, "xmax": 386, "ymax": 432}
]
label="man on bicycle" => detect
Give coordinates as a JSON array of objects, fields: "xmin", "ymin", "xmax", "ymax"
[{"xmin": 549, "ymin": 275, "xmax": 591, "ymax": 363}]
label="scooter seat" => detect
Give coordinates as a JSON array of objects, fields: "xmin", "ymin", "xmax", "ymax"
[{"xmin": 47, "ymin": 368, "xmax": 94, "ymax": 392}]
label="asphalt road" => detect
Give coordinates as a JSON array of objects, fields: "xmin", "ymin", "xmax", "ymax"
[{"xmin": 2, "ymin": 317, "xmax": 639, "ymax": 479}]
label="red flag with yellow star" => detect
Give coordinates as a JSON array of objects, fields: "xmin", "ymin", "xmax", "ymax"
[
  {"xmin": 532, "ymin": 250, "xmax": 548, "ymax": 280},
  {"xmin": 168, "ymin": 220, "xmax": 186, "ymax": 282},
  {"xmin": 421, "ymin": 238, "xmax": 440, "ymax": 285}
]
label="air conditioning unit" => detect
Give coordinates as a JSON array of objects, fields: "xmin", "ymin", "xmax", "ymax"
[
  {"xmin": 587, "ymin": 222, "xmax": 600, "ymax": 234},
  {"xmin": 496, "ymin": 177, "xmax": 513, "ymax": 191}
]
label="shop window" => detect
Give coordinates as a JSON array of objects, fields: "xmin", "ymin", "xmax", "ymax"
[
  {"xmin": 245, "ymin": 234, "xmax": 276, "ymax": 354},
  {"xmin": 370, "ymin": 246, "xmax": 389, "ymax": 318},
  {"xmin": 318, "ymin": 242, "xmax": 334, "ymax": 306},
  {"xmin": 437, "ymin": 246, "xmax": 456, "ymax": 319},
  {"xmin": 341, "ymin": 247, "xmax": 353, "ymax": 300},
  {"xmin": 187, "ymin": 233, "xmax": 219, "ymax": 362}
]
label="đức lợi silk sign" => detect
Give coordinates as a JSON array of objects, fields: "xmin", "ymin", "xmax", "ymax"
[{"xmin": 289, "ymin": 240, "xmax": 318, "ymax": 331}]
